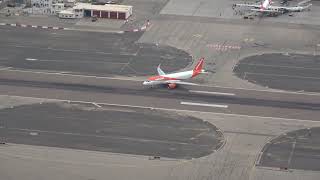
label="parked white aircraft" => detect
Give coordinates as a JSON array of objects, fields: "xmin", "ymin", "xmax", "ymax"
[
  {"xmin": 235, "ymin": 0, "xmax": 312, "ymax": 13},
  {"xmin": 143, "ymin": 58, "xmax": 206, "ymax": 89}
]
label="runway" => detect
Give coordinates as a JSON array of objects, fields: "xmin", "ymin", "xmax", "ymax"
[
  {"xmin": 1, "ymin": 69, "xmax": 320, "ymax": 121},
  {"xmin": 1, "ymin": 2, "xmax": 320, "ymax": 179}
]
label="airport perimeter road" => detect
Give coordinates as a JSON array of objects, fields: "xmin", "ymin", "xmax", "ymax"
[{"xmin": 1, "ymin": 70, "xmax": 320, "ymax": 121}]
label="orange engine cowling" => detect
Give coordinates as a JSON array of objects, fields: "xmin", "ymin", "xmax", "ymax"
[{"xmin": 168, "ymin": 83, "xmax": 177, "ymax": 89}]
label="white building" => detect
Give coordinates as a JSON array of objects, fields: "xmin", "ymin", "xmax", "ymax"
[
  {"xmin": 31, "ymin": 0, "xmax": 52, "ymax": 14},
  {"xmin": 51, "ymin": 3, "xmax": 64, "ymax": 14},
  {"xmin": 64, "ymin": 0, "xmax": 75, "ymax": 7},
  {"xmin": 73, "ymin": 3, "xmax": 132, "ymax": 19},
  {"xmin": 52, "ymin": 0, "xmax": 63, "ymax": 3},
  {"xmin": 58, "ymin": 8, "xmax": 76, "ymax": 18},
  {"xmin": 57, "ymin": 3, "xmax": 133, "ymax": 20}
]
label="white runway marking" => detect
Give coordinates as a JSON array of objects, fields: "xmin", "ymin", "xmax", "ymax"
[
  {"xmin": 25, "ymin": 58, "xmax": 38, "ymax": 61},
  {"xmin": 1, "ymin": 94, "xmax": 320, "ymax": 123},
  {"xmin": 2, "ymin": 44, "xmax": 135, "ymax": 56},
  {"xmin": 0, "ymin": 68, "xmax": 142, "ymax": 81},
  {"xmin": 25, "ymin": 58, "xmax": 128, "ymax": 65},
  {"xmin": 92, "ymin": 102, "xmax": 102, "ymax": 108},
  {"xmin": 246, "ymin": 72, "xmax": 320, "ymax": 80},
  {"xmin": 1, "ymin": 67, "xmax": 320, "ymax": 97},
  {"xmin": 0, "ymin": 67, "xmax": 11, "ymax": 70},
  {"xmin": 189, "ymin": 90, "xmax": 235, "ymax": 96},
  {"xmin": 180, "ymin": 101, "xmax": 228, "ymax": 108}
]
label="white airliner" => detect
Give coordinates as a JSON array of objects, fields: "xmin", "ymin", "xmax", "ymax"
[
  {"xmin": 235, "ymin": 0, "xmax": 312, "ymax": 13},
  {"xmin": 143, "ymin": 58, "xmax": 206, "ymax": 89}
]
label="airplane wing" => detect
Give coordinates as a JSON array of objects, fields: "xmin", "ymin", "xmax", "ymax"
[
  {"xmin": 165, "ymin": 80, "xmax": 198, "ymax": 86},
  {"xmin": 298, "ymin": 0, "xmax": 311, "ymax": 6},
  {"xmin": 250, "ymin": 8, "xmax": 279, "ymax": 12},
  {"xmin": 235, "ymin": 3, "xmax": 261, "ymax": 8},
  {"xmin": 269, "ymin": 4, "xmax": 312, "ymax": 12},
  {"xmin": 157, "ymin": 64, "xmax": 166, "ymax": 76}
]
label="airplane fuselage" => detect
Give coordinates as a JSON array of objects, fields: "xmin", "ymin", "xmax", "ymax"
[
  {"xmin": 163, "ymin": 70, "xmax": 194, "ymax": 80},
  {"xmin": 143, "ymin": 57, "xmax": 205, "ymax": 88},
  {"xmin": 143, "ymin": 70, "xmax": 194, "ymax": 86}
]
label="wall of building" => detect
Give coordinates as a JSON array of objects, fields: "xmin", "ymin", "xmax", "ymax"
[
  {"xmin": 58, "ymin": 11, "xmax": 75, "ymax": 18},
  {"xmin": 31, "ymin": 0, "xmax": 52, "ymax": 14},
  {"xmin": 51, "ymin": 3, "xmax": 63, "ymax": 14},
  {"xmin": 73, "ymin": 5, "xmax": 132, "ymax": 20}
]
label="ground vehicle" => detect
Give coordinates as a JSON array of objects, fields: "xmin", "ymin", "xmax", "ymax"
[{"xmin": 92, "ymin": 15, "xmax": 98, "ymax": 22}]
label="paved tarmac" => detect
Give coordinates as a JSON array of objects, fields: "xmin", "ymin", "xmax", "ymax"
[
  {"xmin": 0, "ymin": 102, "xmax": 224, "ymax": 159},
  {"xmin": 1, "ymin": 2, "xmax": 320, "ymax": 179},
  {"xmin": 234, "ymin": 53, "xmax": 320, "ymax": 92},
  {"xmin": 257, "ymin": 127, "xmax": 320, "ymax": 171},
  {"xmin": 161, "ymin": 0, "xmax": 320, "ymax": 26},
  {"xmin": 0, "ymin": 26, "xmax": 191, "ymax": 76},
  {"xmin": 1, "ymin": 70, "xmax": 320, "ymax": 121}
]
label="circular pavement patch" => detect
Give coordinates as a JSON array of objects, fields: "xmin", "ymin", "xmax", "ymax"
[
  {"xmin": 0, "ymin": 102, "xmax": 225, "ymax": 159},
  {"xmin": 256, "ymin": 127, "xmax": 320, "ymax": 171},
  {"xmin": 233, "ymin": 53, "xmax": 320, "ymax": 92}
]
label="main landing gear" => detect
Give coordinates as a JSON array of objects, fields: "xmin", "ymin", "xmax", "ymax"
[{"xmin": 168, "ymin": 83, "xmax": 177, "ymax": 89}]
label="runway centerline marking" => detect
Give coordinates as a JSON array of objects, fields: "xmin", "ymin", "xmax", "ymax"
[
  {"xmin": 1, "ymin": 94, "xmax": 320, "ymax": 123},
  {"xmin": 2, "ymin": 68, "xmax": 320, "ymax": 97},
  {"xmin": 0, "ymin": 44, "xmax": 135, "ymax": 56},
  {"xmin": 189, "ymin": 90, "xmax": 235, "ymax": 96},
  {"xmin": 25, "ymin": 58, "xmax": 128, "ymax": 65},
  {"xmin": 0, "ymin": 68, "xmax": 142, "ymax": 81},
  {"xmin": 25, "ymin": 58, "xmax": 38, "ymax": 61},
  {"xmin": 180, "ymin": 101, "xmax": 228, "ymax": 108}
]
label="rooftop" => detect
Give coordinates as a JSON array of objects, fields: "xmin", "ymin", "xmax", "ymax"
[{"xmin": 59, "ymin": 9, "xmax": 74, "ymax": 14}]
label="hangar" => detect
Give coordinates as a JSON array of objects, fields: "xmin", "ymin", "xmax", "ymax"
[{"xmin": 73, "ymin": 3, "xmax": 133, "ymax": 20}]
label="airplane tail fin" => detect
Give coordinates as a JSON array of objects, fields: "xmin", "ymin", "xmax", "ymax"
[
  {"xmin": 157, "ymin": 64, "xmax": 166, "ymax": 75},
  {"xmin": 192, "ymin": 57, "xmax": 205, "ymax": 77}
]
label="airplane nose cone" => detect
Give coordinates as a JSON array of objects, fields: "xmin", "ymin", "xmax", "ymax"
[{"xmin": 143, "ymin": 81, "xmax": 147, "ymax": 85}]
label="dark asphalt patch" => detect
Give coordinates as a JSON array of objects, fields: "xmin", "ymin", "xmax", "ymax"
[
  {"xmin": 0, "ymin": 28, "xmax": 192, "ymax": 76},
  {"xmin": 256, "ymin": 127, "xmax": 320, "ymax": 171},
  {"xmin": 233, "ymin": 53, "xmax": 320, "ymax": 92},
  {"xmin": 0, "ymin": 102, "xmax": 224, "ymax": 159}
]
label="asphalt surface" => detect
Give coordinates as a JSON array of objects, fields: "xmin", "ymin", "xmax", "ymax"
[
  {"xmin": 1, "ymin": 3, "xmax": 320, "ymax": 180},
  {"xmin": 257, "ymin": 127, "xmax": 320, "ymax": 171},
  {"xmin": 1, "ymin": 70, "xmax": 320, "ymax": 121},
  {"xmin": 233, "ymin": 53, "xmax": 320, "ymax": 92},
  {"xmin": 0, "ymin": 26, "xmax": 191, "ymax": 76},
  {"xmin": 0, "ymin": 102, "xmax": 224, "ymax": 159}
]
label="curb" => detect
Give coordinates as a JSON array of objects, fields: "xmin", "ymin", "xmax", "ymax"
[{"xmin": 0, "ymin": 23, "xmax": 69, "ymax": 30}]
